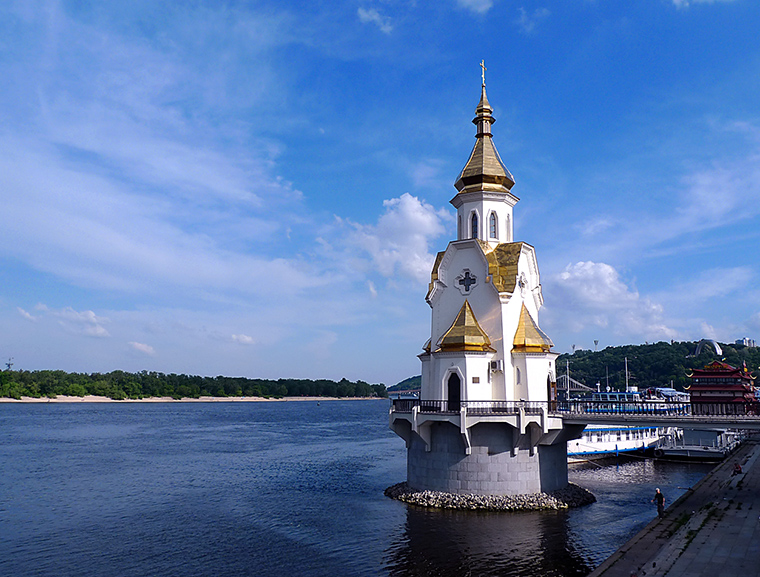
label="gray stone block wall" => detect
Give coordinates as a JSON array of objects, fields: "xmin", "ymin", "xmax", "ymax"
[{"xmin": 407, "ymin": 421, "xmax": 568, "ymax": 495}]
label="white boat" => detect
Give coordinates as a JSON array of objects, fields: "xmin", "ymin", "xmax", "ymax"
[{"xmin": 568, "ymin": 424, "xmax": 665, "ymax": 463}]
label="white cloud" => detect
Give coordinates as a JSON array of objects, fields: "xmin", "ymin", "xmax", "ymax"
[
  {"xmin": 43, "ymin": 305, "xmax": 111, "ymax": 338},
  {"xmin": 351, "ymin": 193, "xmax": 448, "ymax": 283},
  {"xmin": 672, "ymin": 0, "xmax": 736, "ymax": 8},
  {"xmin": 566, "ymin": 141, "xmax": 760, "ymax": 267},
  {"xmin": 0, "ymin": 6, "xmax": 324, "ymax": 303},
  {"xmin": 556, "ymin": 262, "xmax": 638, "ymax": 312},
  {"xmin": 577, "ymin": 216, "xmax": 615, "ymax": 237},
  {"xmin": 231, "ymin": 334, "xmax": 256, "ymax": 345},
  {"xmin": 357, "ymin": 8, "xmax": 392, "ymax": 34},
  {"xmin": 517, "ymin": 7, "xmax": 550, "ymax": 34},
  {"xmin": 17, "ymin": 308, "xmax": 38, "ymax": 322},
  {"xmin": 457, "ymin": 0, "xmax": 494, "ymax": 15},
  {"xmin": 0, "ymin": 136, "xmax": 324, "ymax": 298},
  {"xmin": 129, "ymin": 341, "xmax": 156, "ymax": 356},
  {"xmin": 544, "ymin": 261, "xmax": 677, "ymax": 344},
  {"xmin": 698, "ymin": 322, "xmax": 718, "ymax": 340}
]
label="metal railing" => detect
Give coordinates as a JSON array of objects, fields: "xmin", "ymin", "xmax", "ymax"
[
  {"xmin": 560, "ymin": 400, "xmax": 691, "ymax": 417},
  {"xmin": 391, "ymin": 398, "xmax": 760, "ymax": 420},
  {"xmin": 391, "ymin": 399, "xmax": 553, "ymax": 415}
]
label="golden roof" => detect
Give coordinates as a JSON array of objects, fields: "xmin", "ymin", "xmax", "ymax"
[
  {"xmin": 513, "ymin": 304, "xmax": 554, "ymax": 352},
  {"xmin": 479, "ymin": 240, "xmax": 524, "ymax": 294},
  {"xmin": 437, "ymin": 300, "xmax": 495, "ymax": 353},
  {"xmin": 454, "ymin": 85, "xmax": 515, "ymax": 195}
]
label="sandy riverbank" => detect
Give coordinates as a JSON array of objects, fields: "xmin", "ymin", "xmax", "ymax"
[{"xmin": 0, "ymin": 395, "xmax": 385, "ymax": 403}]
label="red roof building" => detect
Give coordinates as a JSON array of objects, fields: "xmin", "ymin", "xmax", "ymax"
[{"xmin": 686, "ymin": 360, "xmax": 757, "ymax": 415}]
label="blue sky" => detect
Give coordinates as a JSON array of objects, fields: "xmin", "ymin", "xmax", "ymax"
[{"xmin": 1, "ymin": 0, "xmax": 759, "ymax": 386}]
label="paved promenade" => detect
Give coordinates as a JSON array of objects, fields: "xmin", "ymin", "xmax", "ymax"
[{"xmin": 588, "ymin": 437, "xmax": 760, "ymax": 577}]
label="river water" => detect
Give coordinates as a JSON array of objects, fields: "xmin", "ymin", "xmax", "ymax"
[{"xmin": 0, "ymin": 400, "xmax": 714, "ymax": 576}]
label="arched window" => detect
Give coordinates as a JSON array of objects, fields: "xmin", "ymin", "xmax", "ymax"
[
  {"xmin": 471, "ymin": 213, "xmax": 478, "ymax": 239},
  {"xmin": 489, "ymin": 212, "xmax": 498, "ymax": 239},
  {"xmin": 458, "ymin": 215, "xmax": 462, "ymax": 240}
]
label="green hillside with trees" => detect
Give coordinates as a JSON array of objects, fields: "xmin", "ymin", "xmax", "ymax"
[
  {"xmin": 0, "ymin": 370, "xmax": 387, "ymax": 401},
  {"xmin": 557, "ymin": 341, "xmax": 760, "ymax": 392},
  {"xmin": 391, "ymin": 340, "xmax": 760, "ymax": 393},
  {"xmin": 388, "ymin": 375, "xmax": 421, "ymax": 392}
]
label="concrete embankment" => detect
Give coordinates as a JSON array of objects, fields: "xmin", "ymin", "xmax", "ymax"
[{"xmin": 588, "ymin": 438, "xmax": 760, "ymax": 577}]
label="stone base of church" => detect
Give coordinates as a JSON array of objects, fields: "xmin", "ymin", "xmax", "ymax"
[
  {"xmin": 384, "ymin": 481, "xmax": 595, "ymax": 510},
  {"xmin": 406, "ymin": 421, "xmax": 568, "ymax": 496}
]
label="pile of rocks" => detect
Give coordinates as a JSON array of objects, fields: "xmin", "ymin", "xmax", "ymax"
[{"xmin": 384, "ymin": 482, "xmax": 595, "ymax": 511}]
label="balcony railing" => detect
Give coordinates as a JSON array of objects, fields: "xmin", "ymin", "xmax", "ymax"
[
  {"xmin": 390, "ymin": 399, "xmax": 760, "ymax": 419},
  {"xmin": 391, "ymin": 399, "xmax": 554, "ymax": 415}
]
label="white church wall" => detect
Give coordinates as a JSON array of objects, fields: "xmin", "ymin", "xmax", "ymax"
[
  {"xmin": 463, "ymin": 355, "xmax": 492, "ymax": 400},
  {"xmin": 428, "ymin": 242, "xmax": 503, "ymax": 349}
]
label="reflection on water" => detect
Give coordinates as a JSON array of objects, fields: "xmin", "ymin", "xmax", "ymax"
[
  {"xmin": 384, "ymin": 458, "xmax": 715, "ymax": 576},
  {"xmin": 386, "ymin": 507, "xmax": 590, "ymax": 577}
]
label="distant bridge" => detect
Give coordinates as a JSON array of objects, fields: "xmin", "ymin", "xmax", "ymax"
[
  {"xmin": 556, "ymin": 374, "xmax": 594, "ymax": 393},
  {"xmin": 390, "ymin": 399, "xmax": 760, "ymax": 430}
]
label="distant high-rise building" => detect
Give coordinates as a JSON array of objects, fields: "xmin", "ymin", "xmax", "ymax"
[{"xmin": 735, "ymin": 337, "xmax": 757, "ymax": 348}]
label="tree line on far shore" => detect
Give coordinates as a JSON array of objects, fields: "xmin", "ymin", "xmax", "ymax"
[{"xmin": 0, "ymin": 369, "xmax": 388, "ymax": 401}]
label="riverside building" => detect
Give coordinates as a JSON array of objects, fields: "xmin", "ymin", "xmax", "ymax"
[
  {"xmin": 687, "ymin": 360, "xmax": 757, "ymax": 415},
  {"xmin": 390, "ymin": 72, "xmax": 581, "ymax": 496}
]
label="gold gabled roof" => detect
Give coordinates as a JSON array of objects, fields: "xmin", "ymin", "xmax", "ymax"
[
  {"xmin": 437, "ymin": 300, "xmax": 495, "ymax": 352},
  {"xmin": 513, "ymin": 304, "xmax": 553, "ymax": 352},
  {"xmin": 454, "ymin": 85, "xmax": 515, "ymax": 195},
  {"xmin": 479, "ymin": 240, "xmax": 525, "ymax": 294}
]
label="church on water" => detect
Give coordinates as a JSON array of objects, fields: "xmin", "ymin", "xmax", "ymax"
[{"xmin": 390, "ymin": 71, "xmax": 580, "ymax": 496}]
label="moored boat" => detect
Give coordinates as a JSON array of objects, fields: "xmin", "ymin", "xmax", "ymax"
[
  {"xmin": 568, "ymin": 424, "xmax": 665, "ymax": 463},
  {"xmin": 650, "ymin": 428, "xmax": 744, "ymax": 462}
]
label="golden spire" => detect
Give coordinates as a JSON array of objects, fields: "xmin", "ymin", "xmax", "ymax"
[
  {"xmin": 437, "ymin": 300, "xmax": 495, "ymax": 352},
  {"xmin": 454, "ymin": 73, "xmax": 515, "ymax": 195},
  {"xmin": 512, "ymin": 304, "xmax": 554, "ymax": 352}
]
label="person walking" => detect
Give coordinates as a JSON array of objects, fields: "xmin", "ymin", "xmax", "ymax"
[{"xmin": 652, "ymin": 488, "xmax": 665, "ymax": 518}]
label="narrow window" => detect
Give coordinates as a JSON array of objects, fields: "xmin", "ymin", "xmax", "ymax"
[
  {"xmin": 471, "ymin": 213, "xmax": 478, "ymax": 239},
  {"xmin": 489, "ymin": 213, "xmax": 498, "ymax": 239},
  {"xmin": 458, "ymin": 215, "xmax": 462, "ymax": 239}
]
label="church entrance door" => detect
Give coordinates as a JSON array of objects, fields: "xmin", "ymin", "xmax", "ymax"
[{"xmin": 447, "ymin": 373, "xmax": 461, "ymax": 412}]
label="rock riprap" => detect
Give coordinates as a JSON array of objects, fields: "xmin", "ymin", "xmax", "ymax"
[{"xmin": 384, "ymin": 482, "xmax": 595, "ymax": 511}]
